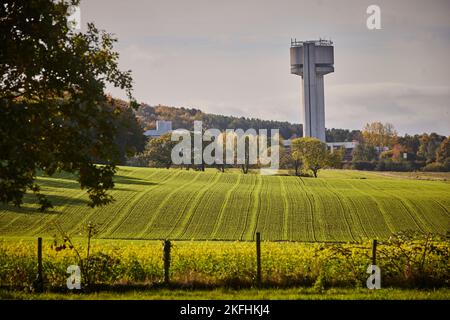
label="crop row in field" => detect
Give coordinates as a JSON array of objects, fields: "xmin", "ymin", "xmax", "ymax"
[{"xmin": 0, "ymin": 167, "xmax": 448, "ymax": 241}]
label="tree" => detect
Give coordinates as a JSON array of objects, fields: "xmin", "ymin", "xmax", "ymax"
[
  {"xmin": 109, "ymin": 98, "xmax": 145, "ymax": 165},
  {"xmin": 215, "ymin": 132, "xmax": 227, "ymax": 173},
  {"xmin": 287, "ymin": 142, "xmax": 304, "ymax": 176},
  {"xmin": 362, "ymin": 122, "xmax": 397, "ymax": 153},
  {"xmin": 397, "ymin": 134, "xmax": 420, "ymax": 155},
  {"xmin": 352, "ymin": 142, "xmax": 377, "ymax": 161},
  {"xmin": 436, "ymin": 137, "xmax": 450, "ymax": 162},
  {"xmin": 418, "ymin": 133, "xmax": 445, "ymax": 163},
  {"xmin": 436, "ymin": 137, "xmax": 450, "ymax": 169},
  {"xmin": 135, "ymin": 104, "xmax": 303, "ymax": 140},
  {"xmin": 143, "ymin": 134, "xmax": 176, "ymax": 169},
  {"xmin": 239, "ymin": 135, "xmax": 253, "ymax": 174},
  {"xmin": 0, "ymin": 0, "xmax": 135, "ymax": 210},
  {"xmin": 326, "ymin": 128, "xmax": 360, "ymax": 142},
  {"xmin": 326, "ymin": 149, "xmax": 343, "ymax": 168},
  {"xmin": 291, "ymin": 137, "xmax": 328, "ymax": 178}
]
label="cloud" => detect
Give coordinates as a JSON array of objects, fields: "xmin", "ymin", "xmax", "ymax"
[
  {"xmin": 326, "ymin": 83, "xmax": 450, "ymax": 135},
  {"xmin": 95, "ymin": 0, "xmax": 450, "ymax": 136},
  {"xmin": 120, "ymin": 45, "xmax": 161, "ymax": 64}
]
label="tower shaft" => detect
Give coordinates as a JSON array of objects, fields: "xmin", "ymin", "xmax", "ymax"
[{"xmin": 290, "ymin": 40, "xmax": 334, "ymax": 142}]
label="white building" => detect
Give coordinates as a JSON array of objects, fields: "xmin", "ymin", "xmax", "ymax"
[
  {"xmin": 326, "ymin": 141, "xmax": 358, "ymax": 153},
  {"xmin": 144, "ymin": 120, "xmax": 172, "ymax": 138},
  {"xmin": 284, "ymin": 139, "xmax": 358, "ymax": 161},
  {"xmin": 326, "ymin": 141, "xmax": 359, "ymax": 161}
]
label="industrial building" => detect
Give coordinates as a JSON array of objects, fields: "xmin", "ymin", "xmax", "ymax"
[
  {"xmin": 290, "ymin": 39, "xmax": 334, "ymax": 142},
  {"xmin": 290, "ymin": 39, "xmax": 356, "ymax": 160}
]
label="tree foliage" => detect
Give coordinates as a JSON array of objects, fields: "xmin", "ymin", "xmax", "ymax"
[
  {"xmin": 436, "ymin": 137, "xmax": 450, "ymax": 163},
  {"xmin": 418, "ymin": 133, "xmax": 445, "ymax": 163},
  {"xmin": 352, "ymin": 142, "xmax": 378, "ymax": 161},
  {"xmin": 141, "ymin": 134, "xmax": 176, "ymax": 169},
  {"xmin": 135, "ymin": 104, "xmax": 303, "ymax": 140},
  {"xmin": 362, "ymin": 122, "xmax": 397, "ymax": 151},
  {"xmin": 291, "ymin": 137, "xmax": 330, "ymax": 178},
  {"xmin": 0, "ymin": 0, "xmax": 135, "ymax": 210},
  {"xmin": 280, "ymin": 142, "xmax": 302, "ymax": 176},
  {"xmin": 326, "ymin": 128, "xmax": 360, "ymax": 142},
  {"xmin": 109, "ymin": 98, "xmax": 145, "ymax": 164}
]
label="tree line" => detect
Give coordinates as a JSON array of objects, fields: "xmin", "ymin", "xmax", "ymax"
[
  {"xmin": 133, "ymin": 121, "xmax": 449, "ymax": 175},
  {"xmin": 135, "ymin": 104, "xmax": 360, "ymax": 142},
  {"xmin": 130, "ymin": 132, "xmax": 342, "ymax": 178},
  {"xmin": 351, "ymin": 122, "xmax": 449, "ymax": 172}
]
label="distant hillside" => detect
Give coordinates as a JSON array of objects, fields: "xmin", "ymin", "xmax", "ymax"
[{"xmin": 135, "ymin": 104, "xmax": 359, "ymax": 141}]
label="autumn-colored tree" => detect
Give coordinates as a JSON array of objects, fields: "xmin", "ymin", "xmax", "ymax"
[
  {"xmin": 436, "ymin": 137, "xmax": 450, "ymax": 164},
  {"xmin": 362, "ymin": 122, "xmax": 398, "ymax": 152},
  {"xmin": 389, "ymin": 143, "xmax": 409, "ymax": 161},
  {"xmin": 135, "ymin": 104, "xmax": 304, "ymax": 140},
  {"xmin": 418, "ymin": 133, "xmax": 446, "ymax": 163},
  {"xmin": 144, "ymin": 134, "xmax": 176, "ymax": 169}
]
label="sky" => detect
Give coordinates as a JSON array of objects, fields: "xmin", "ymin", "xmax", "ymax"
[{"xmin": 80, "ymin": 0, "xmax": 450, "ymax": 135}]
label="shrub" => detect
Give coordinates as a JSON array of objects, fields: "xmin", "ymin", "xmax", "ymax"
[
  {"xmin": 351, "ymin": 161, "xmax": 376, "ymax": 171},
  {"xmin": 375, "ymin": 160, "xmax": 386, "ymax": 171},
  {"xmin": 380, "ymin": 150, "xmax": 394, "ymax": 159},
  {"xmin": 423, "ymin": 162, "xmax": 447, "ymax": 172},
  {"xmin": 412, "ymin": 161, "xmax": 426, "ymax": 170},
  {"xmin": 441, "ymin": 159, "xmax": 450, "ymax": 171},
  {"xmin": 374, "ymin": 160, "xmax": 416, "ymax": 172}
]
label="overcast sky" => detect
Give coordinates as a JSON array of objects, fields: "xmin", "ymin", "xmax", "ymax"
[{"xmin": 80, "ymin": 0, "xmax": 450, "ymax": 135}]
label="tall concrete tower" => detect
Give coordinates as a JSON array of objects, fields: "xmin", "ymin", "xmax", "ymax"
[{"xmin": 290, "ymin": 39, "xmax": 334, "ymax": 142}]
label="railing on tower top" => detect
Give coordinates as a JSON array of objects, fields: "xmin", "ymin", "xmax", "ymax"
[{"xmin": 290, "ymin": 38, "xmax": 333, "ymax": 47}]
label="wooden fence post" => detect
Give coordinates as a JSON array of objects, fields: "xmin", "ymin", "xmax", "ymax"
[
  {"xmin": 163, "ymin": 240, "xmax": 171, "ymax": 284},
  {"xmin": 256, "ymin": 232, "xmax": 261, "ymax": 287},
  {"xmin": 36, "ymin": 237, "xmax": 43, "ymax": 293},
  {"xmin": 372, "ymin": 239, "xmax": 377, "ymax": 265}
]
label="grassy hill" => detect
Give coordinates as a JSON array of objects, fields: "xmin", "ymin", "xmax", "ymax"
[{"xmin": 0, "ymin": 167, "xmax": 448, "ymax": 241}]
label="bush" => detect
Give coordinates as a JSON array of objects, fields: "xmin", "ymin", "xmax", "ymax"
[
  {"xmin": 351, "ymin": 161, "xmax": 376, "ymax": 171},
  {"xmin": 374, "ymin": 160, "xmax": 416, "ymax": 172},
  {"xmin": 445, "ymin": 159, "xmax": 450, "ymax": 171},
  {"xmin": 375, "ymin": 160, "xmax": 386, "ymax": 171},
  {"xmin": 412, "ymin": 161, "xmax": 426, "ymax": 170},
  {"xmin": 380, "ymin": 150, "xmax": 394, "ymax": 159},
  {"xmin": 422, "ymin": 162, "xmax": 448, "ymax": 172},
  {"xmin": 342, "ymin": 162, "xmax": 352, "ymax": 170}
]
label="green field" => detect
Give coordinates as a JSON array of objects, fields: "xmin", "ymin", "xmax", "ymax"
[{"xmin": 0, "ymin": 167, "xmax": 449, "ymax": 241}]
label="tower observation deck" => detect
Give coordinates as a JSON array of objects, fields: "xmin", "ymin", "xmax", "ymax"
[{"xmin": 290, "ymin": 39, "xmax": 334, "ymax": 142}]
